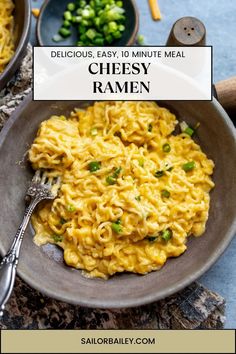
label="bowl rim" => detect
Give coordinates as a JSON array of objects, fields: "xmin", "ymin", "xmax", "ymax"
[
  {"xmin": 0, "ymin": 94, "xmax": 235, "ymax": 308},
  {"xmin": 0, "ymin": 0, "xmax": 31, "ymax": 87},
  {"xmin": 36, "ymin": 0, "xmax": 139, "ymax": 46}
]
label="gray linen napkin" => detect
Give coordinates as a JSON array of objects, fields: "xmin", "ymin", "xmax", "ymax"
[{"xmin": 0, "ymin": 45, "xmax": 225, "ymax": 330}]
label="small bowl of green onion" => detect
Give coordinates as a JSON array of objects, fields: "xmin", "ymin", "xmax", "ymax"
[{"xmin": 37, "ymin": 0, "xmax": 139, "ymax": 46}]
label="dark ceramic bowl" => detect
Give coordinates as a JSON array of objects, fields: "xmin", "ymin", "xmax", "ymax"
[
  {"xmin": 0, "ymin": 0, "xmax": 31, "ymax": 91},
  {"xmin": 0, "ymin": 95, "xmax": 235, "ymax": 308},
  {"xmin": 37, "ymin": 0, "xmax": 139, "ymax": 46}
]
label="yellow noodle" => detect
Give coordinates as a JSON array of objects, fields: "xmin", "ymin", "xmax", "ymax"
[
  {"xmin": 29, "ymin": 102, "xmax": 215, "ymax": 279},
  {"xmin": 0, "ymin": 0, "xmax": 15, "ymax": 73}
]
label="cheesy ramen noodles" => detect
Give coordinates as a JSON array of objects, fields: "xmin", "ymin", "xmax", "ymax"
[
  {"xmin": 29, "ymin": 101, "xmax": 215, "ymax": 279},
  {"xmin": 0, "ymin": 0, "xmax": 15, "ymax": 73}
]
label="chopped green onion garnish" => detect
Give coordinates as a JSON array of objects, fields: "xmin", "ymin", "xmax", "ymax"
[
  {"xmin": 106, "ymin": 166, "xmax": 122, "ymax": 185},
  {"xmin": 147, "ymin": 236, "xmax": 157, "ymax": 242},
  {"xmin": 59, "ymin": 27, "xmax": 71, "ymax": 37},
  {"xmin": 67, "ymin": 3, "xmax": 76, "ymax": 11},
  {"xmin": 86, "ymin": 28, "xmax": 97, "ymax": 40},
  {"xmin": 74, "ymin": 16, "xmax": 82, "ymax": 23},
  {"xmin": 52, "ymin": 34, "xmax": 64, "ymax": 42},
  {"xmin": 113, "ymin": 30, "xmax": 122, "ymax": 39},
  {"xmin": 71, "ymin": 15, "xmax": 78, "ymax": 23},
  {"xmin": 138, "ymin": 158, "xmax": 144, "ymax": 167},
  {"xmin": 81, "ymin": 19, "xmax": 91, "ymax": 27},
  {"xmin": 161, "ymin": 190, "xmax": 170, "ymax": 198},
  {"xmin": 111, "ymin": 222, "xmax": 122, "ymax": 233},
  {"xmin": 52, "ymin": 235, "xmax": 63, "ymax": 242},
  {"xmin": 115, "ymin": 218, "xmax": 121, "ymax": 225},
  {"xmin": 161, "ymin": 229, "xmax": 172, "ymax": 242},
  {"xmin": 184, "ymin": 127, "xmax": 194, "ymax": 136},
  {"xmin": 76, "ymin": 8, "xmax": 82, "ymax": 15},
  {"xmin": 108, "ymin": 21, "xmax": 118, "ymax": 33},
  {"xmin": 182, "ymin": 161, "xmax": 195, "ymax": 172},
  {"xmin": 59, "ymin": 115, "xmax": 67, "ymax": 120},
  {"xmin": 78, "ymin": 25, "xmax": 86, "ymax": 34},
  {"xmin": 79, "ymin": 0, "xmax": 86, "ymax": 8},
  {"xmin": 117, "ymin": 1, "xmax": 123, "ymax": 7},
  {"xmin": 67, "ymin": 205, "xmax": 76, "ymax": 212},
  {"xmin": 63, "ymin": 20, "xmax": 71, "ymax": 28},
  {"xmin": 53, "ymin": 0, "xmax": 126, "ymax": 46},
  {"xmin": 135, "ymin": 196, "xmax": 141, "ymax": 201},
  {"xmin": 162, "ymin": 143, "xmax": 171, "ymax": 153},
  {"xmin": 119, "ymin": 24, "xmax": 125, "ymax": 31},
  {"xmin": 90, "ymin": 127, "xmax": 98, "ymax": 136},
  {"xmin": 154, "ymin": 170, "xmax": 164, "ymax": 178},
  {"xmin": 148, "ymin": 123, "xmax": 153, "ymax": 132},
  {"xmin": 137, "ymin": 34, "xmax": 145, "ymax": 45},
  {"xmin": 94, "ymin": 37, "xmax": 105, "ymax": 45},
  {"xmin": 166, "ymin": 166, "xmax": 173, "ymax": 172},
  {"xmin": 180, "ymin": 121, "xmax": 188, "ymax": 132},
  {"xmin": 180, "ymin": 121, "xmax": 195, "ymax": 136},
  {"xmin": 112, "ymin": 167, "xmax": 122, "ymax": 178},
  {"xmin": 64, "ymin": 11, "xmax": 73, "ymax": 21},
  {"xmin": 106, "ymin": 176, "xmax": 116, "ymax": 185},
  {"xmin": 88, "ymin": 161, "xmax": 101, "ymax": 172},
  {"xmin": 105, "ymin": 34, "xmax": 113, "ymax": 44}
]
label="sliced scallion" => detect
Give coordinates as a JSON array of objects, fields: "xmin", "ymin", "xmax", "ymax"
[
  {"xmin": 67, "ymin": 3, "xmax": 76, "ymax": 11},
  {"xmin": 182, "ymin": 161, "xmax": 195, "ymax": 172},
  {"xmin": 106, "ymin": 176, "xmax": 116, "ymax": 185},
  {"xmin": 67, "ymin": 205, "xmax": 76, "ymax": 212},
  {"xmin": 88, "ymin": 161, "xmax": 101, "ymax": 172},
  {"xmin": 162, "ymin": 143, "xmax": 171, "ymax": 153},
  {"xmin": 64, "ymin": 11, "xmax": 73, "ymax": 21},
  {"xmin": 154, "ymin": 170, "xmax": 164, "ymax": 178},
  {"xmin": 180, "ymin": 121, "xmax": 188, "ymax": 132},
  {"xmin": 52, "ymin": 0, "xmax": 127, "ymax": 46},
  {"xmin": 138, "ymin": 158, "xmax": 144, "ymax": 167},
  {"xmin": 90, "ymin": 127, "xmax": 98, "ymax": 136},
  {"xmin": 112, "ymin": 167, "xmax": 122, "ymax": 178},
  {"xmin": 111, "ymin": 222, "xmax": 122, "ymax": 233},
  {"xmin": 137, "ymin": 34, "xmax": 145, "ymax": 45},
  {"xmin": 184, "ymin": 127, "xmax": 194, "ymax": 136},
  {"xmin": 147, "ymin": 236, "xmax": 157, "ymax": 242},
  {"xmin": 161, "ymin": 229, "xmax": 172, "ymax": 242},
  {"xmin": 161, "ymin": 190, "xmax": 170, "ymax": 198},
  {"xmin": 59, "ymin": 27, "xmax": 71, "ymax": 38},
  {"xmin": 52, "ymin": 235, "xmax": 63, "ymax": 243}
]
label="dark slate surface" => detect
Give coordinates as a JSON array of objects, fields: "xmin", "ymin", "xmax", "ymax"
[{"xmin": 0, "ymin": 277, "xmax": 225, "ymax": 330}]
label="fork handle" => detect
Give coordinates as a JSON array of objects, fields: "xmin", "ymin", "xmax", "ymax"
[{"xmin": 0, "ymin": 198, "xmax": 40, "ymax": 316}]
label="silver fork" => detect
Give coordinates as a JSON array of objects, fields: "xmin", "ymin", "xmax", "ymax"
[{"xmin": 0, "ymin": 170, "xmax": 61, "ymax": 317}]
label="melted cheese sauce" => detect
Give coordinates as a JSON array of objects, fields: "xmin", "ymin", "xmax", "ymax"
[{"xmin": 29, "ymin": 101, "xmax": 214, "ymax": 279}]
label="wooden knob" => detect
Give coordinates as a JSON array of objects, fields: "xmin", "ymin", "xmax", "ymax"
[
  {"xmin": 215, "ymin": 77, "xmax": 236, "ymax": 118},
  {"xmin": 166, "ymin": 17, "xmax": 206, "ymax": 46}
]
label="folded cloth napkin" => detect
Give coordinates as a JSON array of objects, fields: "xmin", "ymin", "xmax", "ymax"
[{"xmin": 0, "ymin": 45, "xmax": 225, "ymax": 330}]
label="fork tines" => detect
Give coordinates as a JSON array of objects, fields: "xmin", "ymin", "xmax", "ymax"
[
  {"xmin": 27, "ymin": 170, "xmax": 61, "ymax": 200},
  {"xmin": 32, "ymin": 170, "xmax": 61, "ymax": 187}
]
